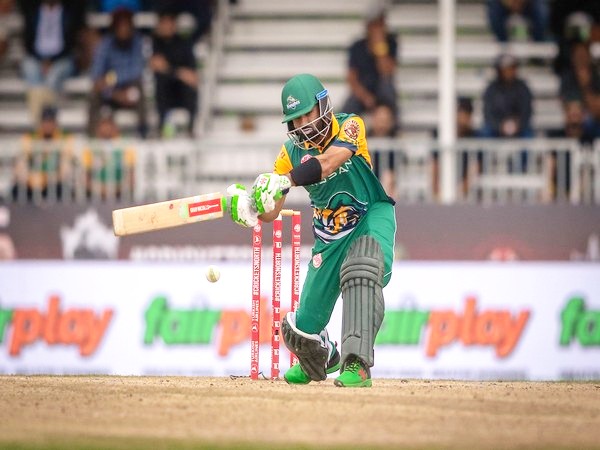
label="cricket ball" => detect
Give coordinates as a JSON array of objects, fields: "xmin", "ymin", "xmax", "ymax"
[{"xmin": 205, "ymin": 265, "xmax": 221, "ymax": 283}]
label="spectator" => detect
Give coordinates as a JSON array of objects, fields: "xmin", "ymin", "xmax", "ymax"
[
  {"xmin": 559, "ymin": 40, "xmax": 600, "ymax": 130},
  {"xmin": 481, "ymin": 53, "xmax": 534, "ymax": 138},
  {"xmin": 73, "ymin": 25, "xmax": 102, "ymax": 74},
  {"xmin": 0, "ymin": 0, "xmax": 15, "ymax": 65},
  {"xmin": 432, "ymin": 97, "xmax": 481, "ymax": 139},
  {"xmin": 454, "ymin": 97, "xmax": 483, "ymax": 198},
  {"xmin": 343, "ymin": 1, "xmax": 398, "ymax": 120},
  {"xmin": 19, "ymin": 0, "xmax": 84, "ymax": 123},
  {"xmin": 82, "ymin": 107, "xmax": 136, "ymax": 201},
  {"xmin": 548, "ymin": 99, "xmax": 600, "ymax": 145},
  {"xmin": 88, "ymin": 7, "xmax": 147, "ymax": 138},
  {"xmin": 549, "ymin": 0, "xmax": 600, "ymax": 75},
  {"xmin": 95, "ymin": 106, "xmax": 120, "ymax": 139},
  {"xmin": 11, "ymin": 105, "xmax": 75, "ymax": 203},
  {"xmin": 153, "ymin": 0, "xmax": 215, "ymax": 43},
  {"xmin": 487, "ymin": 0, "xmax": 548, "ymax": 42},
  {"xmin": 370, "ymin": 103, "xmax": 397, "ymax": 138},
  {"xmin": 368, "ymin": 103, "xmax": 398, "ymax": 198},
  {"xmin": 545, "ymin": 99, "xmax": 600, "ymax": 200},
  {"xmin": 150, "ymin": 9, "xmax": 199, "ymax": 137},
  {"xmin": 432, "ymin": 97, "xmax": 483, "ymax": 198},
  {"xmin": 456, "ymin": 97, "xmax": 480, "ymax": 139}
]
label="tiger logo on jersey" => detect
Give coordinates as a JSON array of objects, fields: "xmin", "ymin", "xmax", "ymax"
[
  {"xmin": 342, "ymin": 119, "xmax": 361, "ymax": 143},
  {"xmin": 313, "ymin": 192, "xmax": 367, "ymax": 242}
]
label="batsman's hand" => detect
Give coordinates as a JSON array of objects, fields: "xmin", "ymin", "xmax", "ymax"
[
  {"xmin": 227, "ymin": 184, "xmax": 259, "ymax": 228},
  {"xmin": 252, "ymin": 173, "xmax": 292, "ymax": 214}
]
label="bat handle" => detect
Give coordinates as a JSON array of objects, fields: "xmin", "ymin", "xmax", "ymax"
[{"xmin": 225, "ymin": 187, "xmax": 289, "ymax": 215}]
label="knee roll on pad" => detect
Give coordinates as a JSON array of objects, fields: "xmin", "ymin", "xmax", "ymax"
[
  {"xmin": 340, "ymin": 235, "xmax": 385, "ymax": 368},
  {"xmin": 281, "ymin": 312, "xmax": 329, "ymax": 381}
]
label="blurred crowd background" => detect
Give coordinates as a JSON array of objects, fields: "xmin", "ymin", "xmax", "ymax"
[{"xmin": 0, "ymin": 0, "xmax": 600, "ymax": 206}]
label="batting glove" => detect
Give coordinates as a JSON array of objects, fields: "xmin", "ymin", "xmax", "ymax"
[
  {"xmin": 252, "ymin": 173, "xmax": 292, "ymax": 214},
  {"xmin": 227, "ymin": 184, "xmax": 259, "ymax": 228}
]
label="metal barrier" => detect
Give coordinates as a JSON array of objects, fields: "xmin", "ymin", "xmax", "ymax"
[
  {"xmin": 0, "ymin": 137, "xmax": 598, "ymax": 206},
  {"xmin": 369, "ymin": 138, "xmax": 593, "ymax": 205},
  {"xmin": 1, "ymin": 137, "xmax": 195, "ymax": 206},
  {"xmin": 454, "ymin": 138, "xmax": 582, "ymax": 204}
]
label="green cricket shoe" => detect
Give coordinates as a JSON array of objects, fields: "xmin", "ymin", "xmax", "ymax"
[
  {"xmin": 334, "ymin": 356, "xmax": 372, "ymax": 388},
  {"xmin": 284, "ymin": 345, "xmax": 341, "ymax": 385}
]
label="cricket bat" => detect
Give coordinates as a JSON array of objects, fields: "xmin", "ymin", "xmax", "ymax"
[{"xmin": 112, "ymin": 192, "xmax": 227, "ymax": 236}]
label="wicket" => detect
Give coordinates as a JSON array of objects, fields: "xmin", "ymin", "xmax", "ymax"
[{"xmin": 251, "ymin": 209, "xmax": 301, "ymax": 380}]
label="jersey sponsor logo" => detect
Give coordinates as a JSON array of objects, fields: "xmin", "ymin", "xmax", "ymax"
[
  {"xmin": 188, "ymin": 198, "xmax": 223, "ymax": 217},
  {"xmin": 312, "ymin": 253, "xmax": 322, "ymax": 268},
  {"xmin": 286, "ymin": 95, "xmax": 300, "ymax": 110},
  {"xmin": 343, "ymin": 119, "xmax": 360, "ymax": 142},
  {"xmin": 300, "ymin": 154, "xmax": 312, "ymax": 164},
  {"xmin": 313, "ymin": 192, "xmax": 367, "ymax": 243}
]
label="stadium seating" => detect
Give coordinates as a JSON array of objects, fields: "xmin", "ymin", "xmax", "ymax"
[
  {"xmin": 1, "ymin": 0, "xmax": 598, "ymax": 206},
  {"xmin": 207, "ymin": 0, "xmax": 561, "ymax": 139},
  {"xmin": 0, "ymin": 9, "xmax": 204, "ymax": 135},
  {"xmin": 0, "ymin": 0, "xmax": 563, "ymax": 139}
]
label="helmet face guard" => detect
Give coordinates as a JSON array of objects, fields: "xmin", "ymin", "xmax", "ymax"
[{"xmin": 286, "ymin": 90, "xmax": 333, "ymax": 149}]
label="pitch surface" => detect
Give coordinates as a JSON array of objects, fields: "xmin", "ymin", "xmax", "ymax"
[{"xmin": 1, "ymin": 376, "xmax": 599, "ymax": 449}]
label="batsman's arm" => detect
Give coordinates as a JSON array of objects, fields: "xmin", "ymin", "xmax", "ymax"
[
  {"xmin": 258, "ymin": 147, "xmax": 351, "ymax": 222},
  {"xmin": 285, "ymin": 146, "xmax": 352, "ymax": 187},
  {"xmin": 312, "ymin": 146, "xmax": 353, "ymax": 178}
]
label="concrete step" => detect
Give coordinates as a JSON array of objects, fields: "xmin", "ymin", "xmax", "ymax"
[
  {"xmin": 225, "ymin": 18, "xmax": 363, "ymax": 49},
  {"xmin": 225, "ymin": 23, "xmax": 557, "ymax": 63},
  {"xmin": 387, "ymin": 3, "xmax": 487, "ymax": 30},
  {"xmin": 231, "ymin": 0, "xmax": 369, "ymax": 18},
  {"xmin": 213, "ymin": 79, "xmax": 561, "ymax": 112},
  {"xmin": 219, "ymin": 52, "xmax": 558, "ymax": 96},
  {"xmin": 230, "ymin": 1, "xmax": 486, "ymax": 30},
  {"xmin": 208, "ymin": 92, "xmax": 563, "ymax": 134}
]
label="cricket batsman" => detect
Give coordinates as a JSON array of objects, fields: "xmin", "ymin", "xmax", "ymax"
[{"xmin": 228, "ymin": 73, "xmax": 396, "ymax": 387}]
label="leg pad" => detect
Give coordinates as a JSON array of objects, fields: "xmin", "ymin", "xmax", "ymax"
[
  {"xmin": 340, "ymin": 235, "xmax": 386, "ymax": 367},
  {"xmin": 282, "ymin": 312, "xmax": 328, "ymax": 381}
]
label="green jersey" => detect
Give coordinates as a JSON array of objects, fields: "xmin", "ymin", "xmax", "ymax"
[{"xmin": 274, "ymin": 113, "xmax": 394, "ymax": 243}]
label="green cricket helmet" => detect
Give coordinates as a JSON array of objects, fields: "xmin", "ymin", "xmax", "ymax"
[{"xmin": 281, "ymin": 73, "xmax": 333, "ymax": 148}]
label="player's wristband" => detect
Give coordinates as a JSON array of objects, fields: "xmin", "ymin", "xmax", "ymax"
[{"xmin": 289, "ymin": 157, "xmax": 322, "ymax": 186}]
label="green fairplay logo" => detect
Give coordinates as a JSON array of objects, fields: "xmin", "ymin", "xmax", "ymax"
[
  {"xmin": 376, "ymin": 297, "xmax": 530, "ymax": 357},
  {"xmin": 143, "ymin": 296, "xmax": 534, "ymax": 358},
  {"xmin": 144, "ymin": 297, "xmax": 221, "ymax": 345},
  {"xmin": 143, "ymin": 296, "xmax": 279, "ymax": 356},
  {"xmin": 560, "ymin": 297, "xmax": 600, "ymax": 346}
]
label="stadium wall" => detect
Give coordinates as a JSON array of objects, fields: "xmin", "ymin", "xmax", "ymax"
[
  {"xmin": 1, "ymin": 203, "xmax": 599, "ymax": 261},
  {"xmin": 0, "ymin": 261, "xmax": 598, "ymax": 380}
]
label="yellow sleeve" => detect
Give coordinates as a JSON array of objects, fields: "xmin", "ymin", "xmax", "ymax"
[
  {"xmin": 336, "ymin": 115, "xmax": 371, "ymax": 168},
  {"xmin": 273, "ymin": 144, "xmax": 293, "ymax": 175}
]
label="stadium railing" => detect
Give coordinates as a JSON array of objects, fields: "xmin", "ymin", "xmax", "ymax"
[{"xmin": 0, "ymin": 137, "xmax": 597, "ymax": 206}]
